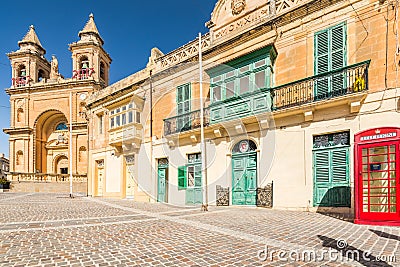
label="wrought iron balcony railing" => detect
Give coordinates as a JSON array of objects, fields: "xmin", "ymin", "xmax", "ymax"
[
  {"xmin": 163, "ymin": 60, "xmax": 370, "ymax": 136},
  {"xmin": 273, "ymin": 60, "xmax": 370, "ymax": 109},
  {"xmin": 164, "ymin": 108, "xmax": 210, "ymax": 136}
]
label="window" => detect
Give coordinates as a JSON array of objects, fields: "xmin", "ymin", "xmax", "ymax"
[
  {"xmin": 176, "ymin": 83, "xmax": 191, "ymax": 131},
  {"xmin": 79, "ymin": 56, "xmax": 89, "ymax": 69},
  {"xmin": 18, "ymin": 65, "xmax": 26, "ymax": 77},
  {"xmin": 128, "ymin": 111, "xmax": 133, "ymax": 123},
  {"xmin": 178, "ymin": 153, "xmax": 202, "ymax": 190},
  {"xmin": 209, "ymin": 47, "xmax": 275, "ymax": 104},
  {"xmin": 136, "ymin": 111, "xmax": 141, "ymax": 123},
  {"xmin": 188, "ymin": 153, "xmax": 201, "ymax": 164},
  {"xmin": 97, "ymin": 114, "xmax": 103, "ymax": 134},
  {"xmin": 314, "ymin": 23, "xmax": 347, "ymax": 99},
  {"xmin": 38, "ymin": 69, "xmax": 45, "ymax": 82},
  {"xmin": 109, "ymin": 103, "xmax": 141, "ymax": 129},
  {"xmin": 56, "ymin": 123, "xmax": 68, "ymax": 131},
  {"xmin": 100, "ymin": 62, "xmax": 106, "ymax": 80},
  {"xmin": 313, "ymin": 132, "xmax": 350, "ymax": 207},
  {"xmin": 177, "ymin": 83, "xmax": 191, "ymax": 115}
]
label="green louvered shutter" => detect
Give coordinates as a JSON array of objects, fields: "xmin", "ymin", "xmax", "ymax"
[
  {"xmin": 313, "ymin": 147, "xmax": 350, "ymax": 207},
  {"xmin": 178, "ymin": 166, "xmax": 187, "ymax": 190},
  {"xmin": 315, "ymin": 30, "xmax": 330, "ymax": 99},
  {"xmin": 331, "ymin": 148, "xmax": 350, "ymax": 207},
  {"xmin": 314, "ymin": 150, "xmax": 331, "ymax": 206},
  {"xmin": 315, "ymin": 23, "xmax": 346, "ymax": 99},
  {"xmin": 331, "ymin": 24, "xmax": 346, "ymax": 95},
  {"xmin": 176, "ymin": 84, "xmax": 191, "ymax": 132}
]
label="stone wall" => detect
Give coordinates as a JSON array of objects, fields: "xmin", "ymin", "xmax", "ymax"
[{"xmin": 10, "ymin": 181, "xmax": 87, "ymax": 194}]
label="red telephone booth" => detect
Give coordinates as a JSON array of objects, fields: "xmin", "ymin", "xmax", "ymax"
[{"xmin": 354, "ymin": 127, "xmax": 400, "ymax": 226}]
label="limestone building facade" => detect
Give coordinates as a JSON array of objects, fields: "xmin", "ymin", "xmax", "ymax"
[
  {"xmin": 4, "ymin": 14, "xmax": 111, "ymax": 187},
  {"xmin": 0, "ymin": 153, "xmax": 10, "ymax": 180},
  {"xmin": 86, "ymin": 0, "xmax": 400, "ymax": 226}
]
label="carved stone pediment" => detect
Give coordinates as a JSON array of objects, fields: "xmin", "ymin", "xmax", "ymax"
[{"xmin": 46, "ymin": 133, "xmax": 69, "ymax": 149}]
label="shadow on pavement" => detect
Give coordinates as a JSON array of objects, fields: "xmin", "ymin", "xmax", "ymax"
[{"xmin": 370, "ymin": 229, "xmax": 400, "ymax": 242}]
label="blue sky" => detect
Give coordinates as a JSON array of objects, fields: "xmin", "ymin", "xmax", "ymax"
[{"xmin": 0, "ymin": 0, "xmax": 216, "ymax": 157}]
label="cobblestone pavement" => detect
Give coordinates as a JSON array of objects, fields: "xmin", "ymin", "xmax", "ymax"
[{"xmin": 0, "ymin": 193, "xmax": 399, "ymax": 267}]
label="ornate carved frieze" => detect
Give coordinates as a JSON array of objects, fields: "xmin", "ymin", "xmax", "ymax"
[{"xmin": 156, "ymin": 34, "xmax": 211, "ymax": 70}]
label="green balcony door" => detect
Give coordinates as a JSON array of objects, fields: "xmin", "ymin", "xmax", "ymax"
[
  {"xmin": 157, "ymin": 159, "xmax": 169, "ymax": 203},
  {"xmin": 177, "ymin": 83, "xmax": 191, "ymax": 131},
  {"xmin": 185, "ymin": 164, "xmax": 203, "ymax": 205},
  {"xmin": 232, "ymin": 150, "xmax": 257, "ymax": 206},
  {"xmin": 315, "ymin": 22, "xmax": 347, "ymax": 99}
]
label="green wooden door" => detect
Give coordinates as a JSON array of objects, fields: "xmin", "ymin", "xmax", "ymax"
[
  {"xmin": 232, "ymin": 153, "xmax": 257, "ymax": 205},
  {"xmin": 157, "ymin": 167, "xmax": 167, "ymax": 203},
  {"xmin": 313, "ymin": 147, "xmax": 350, "ymax": 207},
  {"xmin": 185, "ymin": 164, "xmax": 203, "ymax": 205}
]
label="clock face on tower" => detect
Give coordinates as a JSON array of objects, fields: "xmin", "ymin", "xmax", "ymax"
[{"xmin": 79, "ymin": 93, "xmax": 87, "ymax": 101}]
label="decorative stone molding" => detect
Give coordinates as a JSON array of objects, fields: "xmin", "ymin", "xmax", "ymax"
[
  {"xmin": 304, "ymin": 111, "xmax": 313, "ymax": 122},
  {"xmin": 350, "ymin": 101, "xmax": 361, "ymax": 113}
]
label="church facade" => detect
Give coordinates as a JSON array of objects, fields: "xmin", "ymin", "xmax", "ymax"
[{"xmin": 4, "ymin": 15, "xmax": 111, "ymax": 192}]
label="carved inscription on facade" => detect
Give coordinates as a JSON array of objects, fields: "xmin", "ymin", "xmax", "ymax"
[{"xmin": 214, "ymin": 7, "xmax": 269, "ymax": 39}]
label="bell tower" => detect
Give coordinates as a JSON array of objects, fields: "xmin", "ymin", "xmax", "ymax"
[
  {"xmin": 69, "ymin": 14, "xmax": 112, "ymax": 86},
  {"xmin": 7, "ymin": 25, "xmax": 50, "ymax": 87}
]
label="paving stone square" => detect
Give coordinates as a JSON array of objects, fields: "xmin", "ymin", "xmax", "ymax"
[{"xmin": 0, "ymin": 193, "xmax": 399, "ymax": 266}]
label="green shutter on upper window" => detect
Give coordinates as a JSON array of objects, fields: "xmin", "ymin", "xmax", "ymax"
[
  {"xmin": 315, "ymin": 23, "xmax": 346, "ymax": 98},
  {"xmin": 331, "ymin": 25, "xmax": 345, "ymax": 70},
  {"xmin": 315, "ymin": 30, "xmax": 329, "ymax": 75},
  {"xmin": 178, "ymin": 166, "xmax": 187, "ymax": 190}
]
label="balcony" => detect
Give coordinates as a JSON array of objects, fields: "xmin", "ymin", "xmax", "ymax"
[
  {"xmin": 109, "ymin": 125, "xmax": 142, "ymax": 148},
  {"xmin": 273, "ymin": 60, "xmax": 370, "ymax": 110},
  {"xmin": 163, "ymin": 60, "xmax": 370, "ymax": 136},
  {"xmin": 164, "ymin": 108, "xmax": 210, "ymax": 136}
]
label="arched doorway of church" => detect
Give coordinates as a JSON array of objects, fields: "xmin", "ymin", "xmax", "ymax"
[
  {"xmin": 34, "ymin": 110, "xmax": 69, "ymax": 174},
  {"xmin": 55, "ymin": 155, "xmax": 69, "ymax": 174}
]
